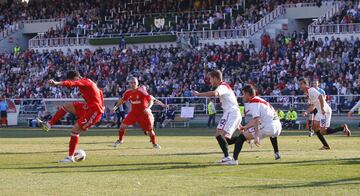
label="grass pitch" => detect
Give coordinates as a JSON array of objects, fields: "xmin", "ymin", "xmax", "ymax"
[{"xmin": 0, "ymin": 127, "xmax": 359, "ymax": 196}]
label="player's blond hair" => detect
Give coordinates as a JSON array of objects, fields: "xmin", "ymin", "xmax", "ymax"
[{"xmin": 209, "ymin": 70, "xmax": 222, "ymax": 81}]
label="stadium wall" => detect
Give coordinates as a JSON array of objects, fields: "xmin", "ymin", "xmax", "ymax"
[{"xmin": 285, "ymin": 4, "xmax": 335, "ymax": 19}]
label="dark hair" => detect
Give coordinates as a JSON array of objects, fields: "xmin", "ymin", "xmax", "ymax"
[
  {"xmin": 66, "ymin": 71, "xmax": 80, "ymax": 80},
  {"xmin": 299, "ymin": 78, "xmax": 309, "ymax": 85},
  {"xmin": 209, "ymin": 70, "xmax": 222, "ymax": 81},
  {"xmin": 242, "ymin": 85, "xmax": 256, "ymax": 96}
]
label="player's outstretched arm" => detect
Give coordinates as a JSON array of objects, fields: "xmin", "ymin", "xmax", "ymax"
[
  {"xmin": 192, "ymin": 90, "xmax": 218, "ymax": 97},
  {"xmin": 48, "ymin": 79, "xmax": 61, "ymax": 86},
  {"xmin": 243, "ymin": 117, "xmax": 261, "ymax": 146},
  {"xmin": 112, "ymin": 98, "xmax": 125, "ymax": 112},
  {"xmin": 151, "ymin": 96, "xmax": 168, "ymax": 108},
  {"xmin": 49, "ymin": 79, "xmax": 87, "ymax": 87}
]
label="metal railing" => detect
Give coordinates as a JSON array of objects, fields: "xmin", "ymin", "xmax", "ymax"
[
  {"xmin": 15, "ymin": 95, "xmax": 360, "ymax": 117},
  {"xmin": 178, "ymin": 28, "xmax": 248, "ymax": 40},
  {"xmin": 246, "ymin": 5, "xmax": 286, "ymax": 36},
  {"xmin": 29, "ymin": 36, "xmax": 88, "ymax": 48},
  {"xmin": 309, "ymin": 23, "xmax": 360, "ymax": 35},
  {"xmin": 89, "ymin": 31, "xmax": 176, "ymax": 39},
  {"xmin": 0, "ymin": 22, "xmax": 23, "ymax": 41},
  {"xmin": 308, "ymin": 1, "xmax": 344, "ymax": 35},
  {"xmin": 22, "ymin": 18, "xmax": 65, "ymax": 24},
  {"xmin": 283, "ymin": 1, "xmax": 336, "ymax": 8}
]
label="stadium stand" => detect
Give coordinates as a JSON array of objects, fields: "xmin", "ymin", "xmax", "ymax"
[{"xmin": 1, "ymin": 35, "xmax": 359, "ymax": 99}]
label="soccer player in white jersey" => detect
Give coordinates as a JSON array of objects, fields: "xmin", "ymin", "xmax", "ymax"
[
  {"xmin": 226, "ymin": 85, "xmax": 282, "ymax": 165},
  {"xmin": 299, "ymin": 78, "xmax": 351, "ymax": 150},
  {"xmin": 193, "ymin": 70, "xmax": 242, "ymax": 164},
  {"xmin": 306, "ymin": 79, "xmax": 326, "ymax": 137}
]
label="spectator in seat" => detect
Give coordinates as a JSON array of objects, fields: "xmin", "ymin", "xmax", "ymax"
[
  {"xmin": 277, "ymin": 109, "xmax": 285, "ymax": 124},
  {"xmin": 162, "ymin": 106, "xmax": 176, "ymax": 127},
  {"xmin": 154, "ymin": 107, "xmax": 166, "ymax": 128},
  {"xmin": 285, "ymin": 108, "xmax": 298, "ymax": 128}
]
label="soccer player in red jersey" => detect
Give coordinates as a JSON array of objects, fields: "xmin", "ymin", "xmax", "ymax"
[
  {"xmin": 37, "ymin": 71, "xmax": 105, "ymax": 163},
  {"xmin": 112, "ymin": 77, "xmax": 166, "ymax": 149}
]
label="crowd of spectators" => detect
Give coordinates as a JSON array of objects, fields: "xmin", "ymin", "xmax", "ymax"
[
  {"xmin": 1, "ymin": 0, "xmax": 329, "ymax": 38},
  {"xmin": 1, "ymin": 31, "xmax": 359, "ymax": 103},
  {"xmin": 2, "ymin": 0, "xmax": 323, "ymax": 37},
  {"xmin": 315, "ymin": 0, "xmax": 360, "ymax": 25}
]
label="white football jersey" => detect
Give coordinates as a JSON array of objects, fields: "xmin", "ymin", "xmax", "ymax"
[
  {"xmin": 308, "ymin": 87, "xmax": 331, "ymax": 112},
  {"xmin": 246, "ymin": 96, "xmax": 276, "ymax": 124},
  {"xmin": 215, "ymin": 82, "xmax": 240, "ymax": 113}
]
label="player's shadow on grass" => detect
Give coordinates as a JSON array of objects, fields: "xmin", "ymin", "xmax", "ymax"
[
  {"xmin": 6, "ymin": 162, "xmax": 217, "ymax": 173},
  {"xmin": 232, "ymin": 176, "xmax": 360, "ymax": 190},
  {"xmin": 0, "ymin": 148, "xmax": 115, "ymax": 155},
  {"xmin": 140, "ymin": 151, "xmax": 222, "ymax": 156},
  {"xmin": 241, "ymin": 157, "xmax": 360, "ymax": 166}
]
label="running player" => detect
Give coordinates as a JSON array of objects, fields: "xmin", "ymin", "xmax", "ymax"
[
  {"xmin": 299, "ymin": 78, "xmax": 351, "ymax": 150},
  {"xmin": 225, "ymin": 85, "xmax": 282, "ymax": 165},
  {"xmin": 112, "ymin": 77, "xmax": 166, "ymax": 149},
  {"xmin": 193, "ymin": 70, "xmax": 242, "ymax": 164},
  {"xmin": 306, "ymin": 79, "xmax": 326, "ymax": 137},
  {"xmin": 37, "ymin": 71, "xmax": 105, "ymax": 162}
]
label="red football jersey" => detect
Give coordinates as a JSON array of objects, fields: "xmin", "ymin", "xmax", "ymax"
[
  {"xmin": 122, "ymin": 87, "xmax": 151, "ymax": 114},
  {"xmin": 61, "ymin": 78, "xmax": 105, "ymax": 113}
]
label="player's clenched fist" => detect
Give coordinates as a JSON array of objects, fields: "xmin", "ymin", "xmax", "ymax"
[{"xmin": 48, "ymin": 79, "xmax": 60, "ymax": 86}]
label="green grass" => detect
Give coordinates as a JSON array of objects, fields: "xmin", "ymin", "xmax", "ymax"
[{"xmin": 0, "ymin": 127, "xmax": 359, "ymax": 196}]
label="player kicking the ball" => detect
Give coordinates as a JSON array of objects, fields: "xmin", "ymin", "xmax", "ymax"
[
  {"xmin": 299, "ymin": 78, "xmax": 351, "ymax": 150},
  {"xmin": 112, "ymin": 77, "xmax": 166, "ymax": 149},
  {"xmin": 227, "ymin": 85, "xmax": 282, "ymax": 165},
  {"xmin": 37, "ymin": 71, "xmax": 105, "ymax": 163},
  {"xmin": 193, "ymin": 70, "xmax": 242, "ymax": 165}
]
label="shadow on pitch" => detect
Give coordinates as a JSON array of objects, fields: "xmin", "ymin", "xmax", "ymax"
[
  {"xmin": 3, "ymin": 161, "xmax": 217, "ymax": 173},
  {"xmin": 0, "ymin": 148, "xmax": 115, "ymax": 155},
  {"xmin": 232, "ymin": 177, "xmax": 360, "ymax": 190},
  {"xmin": 238, "ymin": 157, "xmax": 360, "ymax": 166}
]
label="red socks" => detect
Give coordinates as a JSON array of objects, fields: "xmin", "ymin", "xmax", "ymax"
[
  {"xmin": 69, "ymin": 131, "xmax": 79, "ymax": 156},
  {"xmin": 49, "ymin": 107, "xmax": 67, "ymax": 126},
  {"xmin": 118, "ymin": 127, "xmax": 126, "ymax": 143},
  {"xmin": 148, "ymin": 130, "xmax": 157, "ymax": 145}
]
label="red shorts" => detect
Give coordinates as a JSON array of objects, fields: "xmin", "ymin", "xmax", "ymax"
[
  {"xmin": 123, "ymin": 111, "xmax": 154, "ymax": 131},
  {"xmin": 73, "ymin": 102, "xmax": 103, "ymax": 131}
]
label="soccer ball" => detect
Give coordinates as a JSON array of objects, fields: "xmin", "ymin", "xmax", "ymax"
[{"xmin": 74, "ymin": 149, "xmax": 86, "ymax": 162}]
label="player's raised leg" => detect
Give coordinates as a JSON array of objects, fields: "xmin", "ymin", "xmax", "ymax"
[{"xmin": 37, "ymin": 103, "xmax": 75, "ymax": 132}]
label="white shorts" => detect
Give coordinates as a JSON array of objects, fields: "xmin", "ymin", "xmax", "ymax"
[
  {"xmin": 248, "ymin": 120, "xmax": 282, "ymax": 140},
  {"xmin": 314, "ymin": 112, "xmax": 331, "ymax": 128},
  {"xmin": 217, "ymin": 110, "xmax": 242, "ymax": 137}
]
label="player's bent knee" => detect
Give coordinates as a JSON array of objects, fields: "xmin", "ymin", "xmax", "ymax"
[
  {"xmin": 320, "ymin": 128, "xmax": 327, "ymax": 135},
  {"xmin": 119, "ymin": 123, "xmax": 128, "ymax": 129},
  {"xmin": 146, "ymin": 130, "xmax": 155, "ymax": 136},
  {"xmin": 243, "ymin": 131, "xmax": 254, "ymax": 140},
  {"xmin": 63, "ymin": 103, "xmax": 72, "ymax": 110},
  {"xmin": 63, "ymin": 103, "xmax": 75, "ymax": 113},
  {"xmin": 72, "ymin": 123, "xmax": 83, "ymax": 134},
  {"xmin": 215, "ymin": 129, "xmax": 225, "ymax": 136}
]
